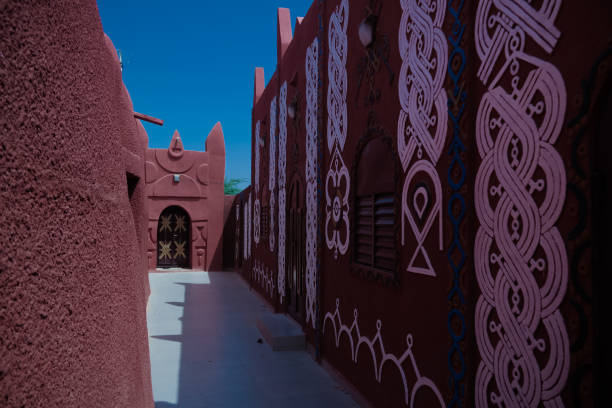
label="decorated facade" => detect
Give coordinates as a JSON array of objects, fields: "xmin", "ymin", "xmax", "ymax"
[
  {"xmin": 225, "ymin": 1, "xmax": 610, "ymax": 407},
  {"xmin": 145, "ymin": 125, "xmax": 226, "ymax": 271}
]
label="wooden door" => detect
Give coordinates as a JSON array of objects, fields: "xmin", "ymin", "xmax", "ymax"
[
  {"xmin": 235, "ymin": 203, "xmax": 241, "ymax": 268},
  {"xmin": 157, "ymin": 206, "xmax": 190, "ymax": 268},
  {"xmin": 287, "ymin": 181, "xmax": 305, "ymax": 319}
]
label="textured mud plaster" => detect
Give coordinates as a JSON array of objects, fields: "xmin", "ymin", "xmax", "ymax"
[{"xmin": 0, "ymin": 1, "xmax": 153, "ymax": 407}]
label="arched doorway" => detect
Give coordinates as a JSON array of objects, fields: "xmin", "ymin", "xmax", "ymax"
[{"xmin": 157, "ymin": 206, "xmax": 191, "ymax": 269}]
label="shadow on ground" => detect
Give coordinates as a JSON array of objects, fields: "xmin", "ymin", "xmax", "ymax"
[{"xmin": 148, "ymin": 272, "xmax": 358, "ymax": 408}]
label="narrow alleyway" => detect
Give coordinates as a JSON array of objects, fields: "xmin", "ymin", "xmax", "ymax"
[{"xmin": 147, "ymin": 271, "xmax": 360, "ymax": 408}]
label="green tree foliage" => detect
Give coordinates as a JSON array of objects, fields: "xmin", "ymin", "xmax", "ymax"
[{"xmin": 224, "ymin": 178, "xmax": 246, "ymax": 195}]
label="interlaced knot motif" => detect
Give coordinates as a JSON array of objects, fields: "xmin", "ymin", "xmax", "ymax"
[
  {"xmin": 305, "ymin": 37, "xmax": 319, "ymax": 327},
  {"xmin": 325, "ymin": 0, "xmax": 350, "ymax": 260},
  {"xmin": 397, "ymin": 0, "xmax": 448, "ymax": 277},
  {"xmin": 473, "ymin": 1, "xmax": 569, "ymax": 406},
  {"xmin": 269, "ymin": 97, "xmax": 277, "ymax": 252},
  {"xmin": 278, "ymin": 82, "xmax": 288, "ymax": 301},
  {"xmin": 254, "ymin": 121, "xmax": 263, "ymax": 245}
]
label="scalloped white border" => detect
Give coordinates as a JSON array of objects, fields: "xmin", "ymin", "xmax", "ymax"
[{"xmin": 323, "ymin": 299, "xmax": 444, "ymax": 407}]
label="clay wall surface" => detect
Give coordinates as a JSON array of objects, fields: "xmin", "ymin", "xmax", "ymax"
[
  {"xmin": 223, "ymin": 186, "xmax": 252, "ymax": 278},
  {"xmin": 232, "ymin": 0, "xmax": 612, "ymax": 406},
  {"xmin": 251, "ymin": 64, "xmax": 281, "ymax": 305},
  {"xmin": 222, "ymin": 194, "xmax": 238, "ymax": 269},
  {"xmin": 144, "ymin": 123, "xmax": 225, "ymax": 271},
  {"xmin": 274, "ymin": 7, "xmax": 320, "ymax": 343},
  {"xmin": 317, "ymin": 2, "xmax": 448, "ymax": 404},
  {"xmin": 0, "ymin": 1, "xmax": 153, "ymax": 406},
  {"xmin": 204, "ymin": 123, "xmax": 226, "ymax": 270}
]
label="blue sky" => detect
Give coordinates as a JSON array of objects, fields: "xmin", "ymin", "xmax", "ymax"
[{"xmin": 97, "ymin": 0, "xmax": 313, "ymax": 190}]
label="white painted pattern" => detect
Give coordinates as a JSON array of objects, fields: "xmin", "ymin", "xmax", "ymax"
[
  {"xmin": 324, "ymin": 299, "xmax": 445, "ymax": 407},
  {"xmin": 397, "ymin": 0, "xmax": 448, "ymax": 169},
  {"xmin": 254, "ymin": 198, "xmax": 260, "ymax": 246},
  {"xmin": 401, "ymin": 160, "xmax": 443, "ymax": 276},
  {"xmin": 397, "ymin": 0, "xmax": 448, "ymax": 277},
  {"xmin": 325, "ymin": 0, "xmax": 350, "ymax": 260},
  {"xmin": 475, "ymin": 0, "xmax": 562, "ymax": 84},
  {"xmin": 325, "ymin": 148, "xmax": 350, "ymax": 259},
  {"xmin": 255, "ymin": 120, "xmax": 262, "ymax": 193},
  {"xmin": 269, "ymin": 96, "xmax": 277, "ymax": 192},
  {"xmin": 270, "ymin": 195, "xmax": 276, "ymax": 251},
  {"xmin": 305, "ymin": 37, "xmax": 319, "ymax": 327},
  {"xmin": 269, "ymin": 97, "xmax": 277, "ymax": 252},
  {"xmin": 252, "ymin": 259, "xmax": 275, "ymax": 298},
  {"xmin": 248, "ymin": 192, "xmax": 252, "ymax": 258},
  {"xmin": 326, "ymin": 0, "xmax": 349, "ymax": 153},
  {"xmin": 254, "ymin": 121, "xmax": 262, "ymax": 246},
  {"xmin": 278, "ymin": 82, "xmax": 288, "ymax": 301},
  {"xmin": 473, "ymin": 1, "xmax": 569, "ymax": 406}
]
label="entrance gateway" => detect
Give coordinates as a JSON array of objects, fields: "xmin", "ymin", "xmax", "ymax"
[{"xmin": 157, "ymin": 206, "xmax": 191, "ymax": 268}]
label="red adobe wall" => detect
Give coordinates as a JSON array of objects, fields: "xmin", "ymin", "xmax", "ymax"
[
  {"xmin": 222, "ymin": 194, "xmax": 238, "ymax": 269},
  {"xmin": 236, "ymin": 1, "xmax": 612, "ymax": 407},
  {"xmin": 223, "ymin": 186, "xmax": 252, "ymax": 276},
  {"xmin": 144, "ymin": 124, "xmax": 226, "ymax": 271},
  {"xmin": 0, "ymin": 1, "xmax": 153, "ymax": 407}
]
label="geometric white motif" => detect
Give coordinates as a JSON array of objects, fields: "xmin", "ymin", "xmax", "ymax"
[
  {"xmin": 270, "ymin": 97, "xmax": 277, "ymax": 252},
  {"xmin": 401, "ymin": 160, "xmax": 443, "ymax": 276},
  {"xmin": 325, "ymin": 0, "xmax": 350, "ymax": 260},
  {"xmin": 248, "ymin": 192, "xmax": 252, "ymax": 258},
  {"xmin": 254, "ymin": 121, "xmax": 263, "ymax": 246},
  {"xmin": 255, "ymin": 120, "xmax": 262, "ymax": 194},
  {"xmin": 254, "ymin": 198, "xmax": 261, "ymax": 246},
  {"xmin": 305, "ymin": 37, "xmax": 319, "ymax": 327},
  {"xmin": 270, "ymin": 195, "xmax": 276, "ymax": 251},
  {"xmin": 326, "ymin": 0, "xmax": 349, "ymax": 153},
  {"xmin": 270, "ymin": 96, "xmax": 277, "ymax": 192},
  {"xmin": 252, "ymin": 259, "xmax": 275, "ymax": 298},
  {"xmin": 325, "ymin": 148, "xmax": 349, "ymax": 259},
  {"xmin": 278, "ymin": 82, "xmax": 288, "ymax": 302},
  {"xmin": 397, "ymin": 0, "xmax": 447, "ymax": 169},
  {"xmin": 474, "ymin": 0, "xmax": 562, "ymax": 84},
  {"xmin": 474, "ymin": 1, "xmax": 569, "ymax": 406},
  {"xmin": 398, "ymin": 0, "xmax": 447, "ymax": 277},
  {"xmin": 323, "ymin": 299, "xmax": 445, "ymax": 407}
]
